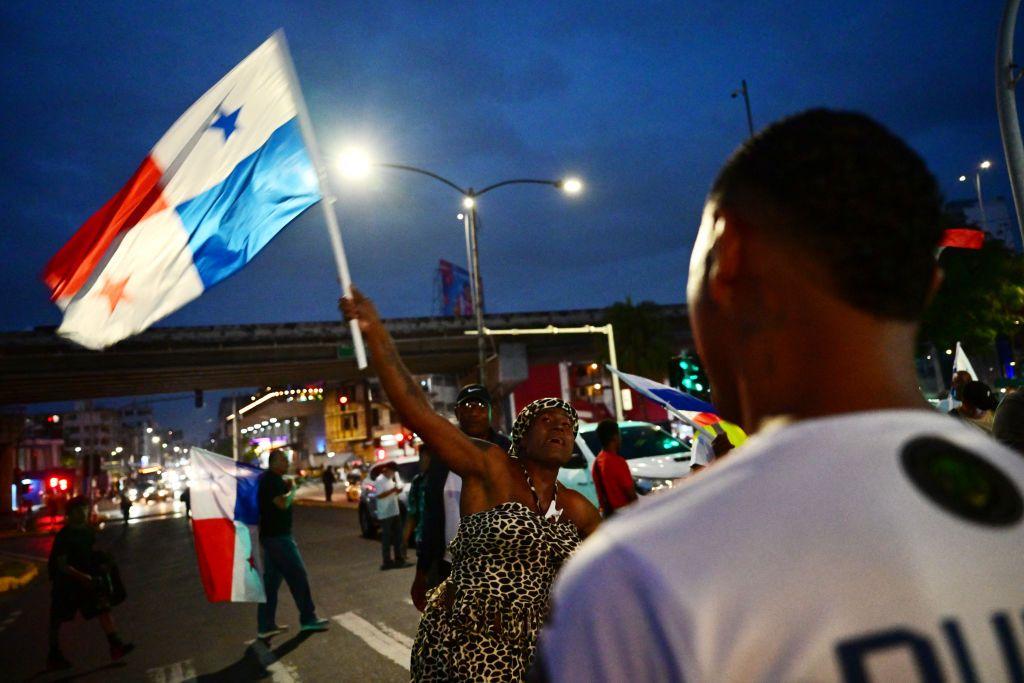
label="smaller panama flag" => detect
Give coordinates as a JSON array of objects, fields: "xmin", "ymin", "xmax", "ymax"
[
  {"xmin": 189, "ymin": 447, "xmax": 265, "ymax": 603},
  {"xmin": 41, "ymin": 33, "xmax": 321, "ymax": 350},
  {"xmin": 938, "ymin": 227, "xmax": 985, "ymax": 251},
  {"xmin": 606, "ymin": 366, "xmax": 722, "ymax": 431}
]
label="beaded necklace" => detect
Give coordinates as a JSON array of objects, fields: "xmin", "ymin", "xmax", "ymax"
[{"xmin": 513, "ymin": 456, "xmax": 558, "ymax": 517}]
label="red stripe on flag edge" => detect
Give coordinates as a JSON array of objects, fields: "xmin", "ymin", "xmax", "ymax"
[
  {"xmin": 41, "ymin": 155, "xmax": 168, "ymax": 301},
  {"xmin": 192, "ymin": 518, "xmax": 236, "ymax": 603},
  {"xmin": 939, "ymin": 227, "xmax": 985, "ymax": 250}
]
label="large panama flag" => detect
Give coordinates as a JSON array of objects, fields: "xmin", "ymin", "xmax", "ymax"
[
  {"xmin": 190, "ymin": 447, "xmax": 266, "ymax": 603},
  {"xmin": 41, "ymin": 33, "xmax": 321, "ymax": 349}
]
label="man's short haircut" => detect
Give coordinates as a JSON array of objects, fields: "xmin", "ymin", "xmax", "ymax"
[
  {"xmin": 269, "ymin": 450, "xmax": 287, "ymax": 465},
  {"xmin": 710, "ymin": 109, "xmax": 943, "ymax": 321},
  {"xmin": 596, "ymin": 420, "xmax": 620, "ymax": 448},
  {"xmin": 67, "ymin": 496, "xmax": 89, "ymax": 514}
]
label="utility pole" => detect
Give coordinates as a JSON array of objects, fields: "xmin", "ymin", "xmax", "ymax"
[
  {"xmin": 997, "ymin": 0, "xmax": 1024, "ymax": 248},
  {"xmin": 732, "ymin": 79, "xmax": 755, "ymax": 139},
  {"xmin": 466, "ymin": 200, "xmax": 487, "ymax": 385},
  {"xmin": 231, "ymin": 396, "xmax": 239, "ymax": 461}
]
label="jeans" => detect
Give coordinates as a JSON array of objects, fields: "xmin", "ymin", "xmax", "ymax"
[
  {"xmin": 257, "ymin": 535, "xmax": 317, "ymax": 632},
  {"xmin": 379, "ymin": 515, "xmax": 404, "ymax": 564}
]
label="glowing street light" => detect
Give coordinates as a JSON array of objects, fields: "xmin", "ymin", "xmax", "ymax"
[
  {"xmin": 959, "ymin": 160, "xmax": 992, "ymax": 231},
  {"xmin": 335, "ymin": 152, "xmax": 585, "ymax": 383},
  {"xmin": 560, "ymin": 177, "xmax": 584, "ymax": 195},
  {"xmin": 336, "ymin": 147, "xmax": 373, "ymax": 180}
]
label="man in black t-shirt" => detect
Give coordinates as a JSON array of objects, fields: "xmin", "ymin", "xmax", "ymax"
[
  {"xmin": 410, "ymin": 384, "xmax": 511, "ymax": 610},
  {"xmin": 256, "ymin": 451, "xmax": 329, "ymax": 639},
  {"xmin": 47, "ymin": 497, "xmax": 133, "ymax": 670}
]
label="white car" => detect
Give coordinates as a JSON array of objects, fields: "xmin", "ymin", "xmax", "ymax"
[{"xmin": 558, "ymin": 421, "xmax": 692, "ymax": 507}]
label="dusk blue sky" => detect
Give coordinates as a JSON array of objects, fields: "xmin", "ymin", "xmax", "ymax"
[{"xmin": 0, "ymin": 1, "xmax": 1015, "ymax": 437}]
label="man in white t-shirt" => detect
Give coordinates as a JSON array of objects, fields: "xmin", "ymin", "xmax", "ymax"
[
  {"xmin": 535, "ymin": 110, "xmax": 1024, "ymax": 682},
  {"xmin": 372, "ymin": 462, "xmax": 404, "ymax": 570}
]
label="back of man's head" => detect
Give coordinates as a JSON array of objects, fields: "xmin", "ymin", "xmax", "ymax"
[
  {"xmin": 710, "ymin": 109, "xmax": 942, "ymax": 321},
  {"xmin": 596, "ymin": 420, "xmax": 620, "ymax": 450}
]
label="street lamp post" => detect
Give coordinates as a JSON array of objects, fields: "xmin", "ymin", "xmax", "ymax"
[
  {"xmin": 731, "ymin": 79, "xmax": 754, "ymax": 139},
  {"xmin": 959, "ymin": 160, "xmax": 992, "ymax": 232},
  {"xmin": 340, "ymin": 154, "xmax": 582, "ymax": 385}
]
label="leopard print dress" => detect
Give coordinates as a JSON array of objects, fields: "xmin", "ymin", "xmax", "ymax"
[{"xmin": 410, "ymin": 500, "xmax": 582, "ymax": 681}]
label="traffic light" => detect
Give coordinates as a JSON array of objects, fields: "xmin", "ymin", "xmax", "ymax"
[
  {"xmin": 669, "ymin": 351, "xmax": 711, "ymax": 402},
  {"xmin": 337, "ymin": 389, "xmax": 350, "ymax": 411}
]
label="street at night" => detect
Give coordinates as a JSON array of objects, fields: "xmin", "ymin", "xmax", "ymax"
[
  {"xmin": 0, "ymin": 505, "xmax": 417, "ymax": 682},
  {"xmin": 3, "ymin": 2, "xmax": 1024, "ymax": 681}
]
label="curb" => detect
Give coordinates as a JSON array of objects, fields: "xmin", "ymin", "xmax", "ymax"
[
  {"xmin": 293, "ymin": 498, "xmax": 359, "ymax": 510},
  {"xmin": 0, "ymin": 557, "xmax": 40, "ymax": 593}
]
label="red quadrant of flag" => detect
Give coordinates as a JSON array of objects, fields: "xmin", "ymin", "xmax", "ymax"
[
  {"xmin": 939, "ymin": 227, "xmax": 984, "ymax": 250},
  {"xmin": 192, "ymin": 517, "xmax": 237, "ymax": 602},
  {"xmin": 41, "ymin": 156, "xmax": 167, "ymax": 301}
]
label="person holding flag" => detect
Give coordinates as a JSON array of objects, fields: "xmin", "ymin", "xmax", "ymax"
[
  {"xmin": 256, "ymin": 451, "xmax": 329, "ymax": 639},
  {"xmin": 40, "ymin": 31, "xmax": 366, "ymax": 366}
]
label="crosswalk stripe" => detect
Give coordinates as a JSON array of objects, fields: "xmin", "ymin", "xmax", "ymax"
[
  {"xmin": 250, "ymin": 640, "xmax": 300, "ymax": 683},
  {"xmin": 376, "ymin": 621, "xmax": 415, "ymax": 649},
  {"xmin": 333, "ymin": 611, "xmax": 411, "ymax": 671},
  {"xmin": 146, "ymin": 659, "xmax": 197, "ymax": 683}
]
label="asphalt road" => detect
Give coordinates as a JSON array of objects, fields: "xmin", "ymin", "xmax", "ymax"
[{"xmin": 0, "ymin": 506, "xmax": 420, "ymax": 682}]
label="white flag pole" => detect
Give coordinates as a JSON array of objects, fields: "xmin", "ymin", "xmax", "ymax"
[{"xmin": 274, "ymin": 30, "xmax": 367, "ymax": 369}]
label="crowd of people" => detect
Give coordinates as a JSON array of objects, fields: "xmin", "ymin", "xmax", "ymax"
[
  {"xmin": 342, "ymin": 108, "xmax": 1023, "ymax": 681},
  {"xmin": 45, "ymin": 108, "xmax": 1023, "ymax": 680}
]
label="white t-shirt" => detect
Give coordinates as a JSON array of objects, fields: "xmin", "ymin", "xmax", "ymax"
[
  {"xmin": 539, "ymin": 410, "xmax": 1024, "ymax": 682},
  {"xmin": 442, "ymin": 471, "xmax": 462, "ymax": 563},
  {"xmin": 373, "ymin": 474, "xmax": 400, "ymax": 520}
]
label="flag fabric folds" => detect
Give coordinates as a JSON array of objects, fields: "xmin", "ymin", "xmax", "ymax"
[
  {"xmin": 42, "ymin": 34, "xmax": 320, "ymax": 350},
  {"xmin": 607, "ymin": 366, "xmax": 720, "ymax": 428},
  {"xmin": 953, "ymin": 342, "xmax": 978, "ymax": 381},
  {"xmin": 189, "ymin": 447, "xmax": 266, "ymax": 603},
  {"xmin": 938, "ymin": 228, "xmax": 985, "ymax": 251}
]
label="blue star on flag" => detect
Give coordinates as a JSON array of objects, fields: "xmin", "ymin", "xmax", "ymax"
[{"xmin": 210, "ymin": 107, "xmax": 242, "ymax": 141}]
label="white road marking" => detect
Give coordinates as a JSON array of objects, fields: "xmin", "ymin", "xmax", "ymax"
[
  {"xmin": 146, "ymin": 659, "xmax": 197, "ymax": 683},
  {"xmin": 376, "ymin": 621, "xmax": 415, "ymax": 649},
  {"xmin": 403, "ymin": 597, "xmax": 414, "ymax": 606},
  {"xmin": 0, "ymin": 609, "xmax": 21, "ymax": 633},
  {"xmin": 250, "ymin": 639, "xmax": 300, "ymax": 683},
  {"xmin": 334, "ymin": 611, "xmax": 412, "ymax": 670}
]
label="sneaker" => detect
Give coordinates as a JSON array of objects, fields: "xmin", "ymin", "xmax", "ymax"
[
  {"xmin": 257, "ymin": 624, "xmax": 289, "ymax": 639},
  {"xmin": 110, "ymin": 641, "xmax": 135, "ymax": 661},
  {"xmin": 300, "ymin": 618, "xmax": 330, "ymax": 632},
  {"xmin": 47, "ymin": 653, "xmax": 73, "ymax": 671}
]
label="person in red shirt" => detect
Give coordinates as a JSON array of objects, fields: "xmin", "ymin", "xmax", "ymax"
[{"xmin": 591, "ymin": 420, "xmax": 637, "ymax": 516}]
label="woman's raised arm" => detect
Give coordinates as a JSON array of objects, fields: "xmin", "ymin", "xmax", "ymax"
[{"xmin": 340, "ymin": 287, "xmax": 488, "ymax": 479}]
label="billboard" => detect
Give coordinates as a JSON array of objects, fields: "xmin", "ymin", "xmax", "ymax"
[{"xmin": 438, "ymin": 259, "xmax": 474, "ymax": 317}]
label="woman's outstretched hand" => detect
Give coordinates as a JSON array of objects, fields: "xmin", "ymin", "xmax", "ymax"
[{"xmin": 339, "ymin": 286, "xmax": 381, "ymax": 335}]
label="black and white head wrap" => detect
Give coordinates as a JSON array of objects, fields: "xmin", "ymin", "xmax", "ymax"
[{"xmin": 508, "ymin": 398, "xmax": 579, "ymax": 459}]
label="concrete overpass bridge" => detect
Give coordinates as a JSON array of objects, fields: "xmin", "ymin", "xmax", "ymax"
[{"xmin": 0, "ymin": 305, "xmax": 691, "ymax": 405}]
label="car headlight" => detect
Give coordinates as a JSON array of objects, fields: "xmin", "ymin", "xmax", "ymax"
[{"xmin": 634, "ymin": 476, "xmax": 677, "ymax": 496}]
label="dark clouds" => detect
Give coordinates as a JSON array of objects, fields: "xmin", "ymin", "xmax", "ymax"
[{"xmin": 0, "ymin": 0, "xmax": 1014, "ymax": 334}]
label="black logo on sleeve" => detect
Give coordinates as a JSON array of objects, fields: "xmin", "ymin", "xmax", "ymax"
[{"xmin": 900, "ymin": 436, "xmax": 1022, "ymax": 527}]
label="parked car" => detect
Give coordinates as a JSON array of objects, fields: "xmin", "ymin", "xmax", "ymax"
[
  {"xmin": 358, "ymin": 455, "xmax": 421, "ymax": 538},
  {"xmin": 557, "ymin": 421, "xmax": 692, "ymax": 507}
]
